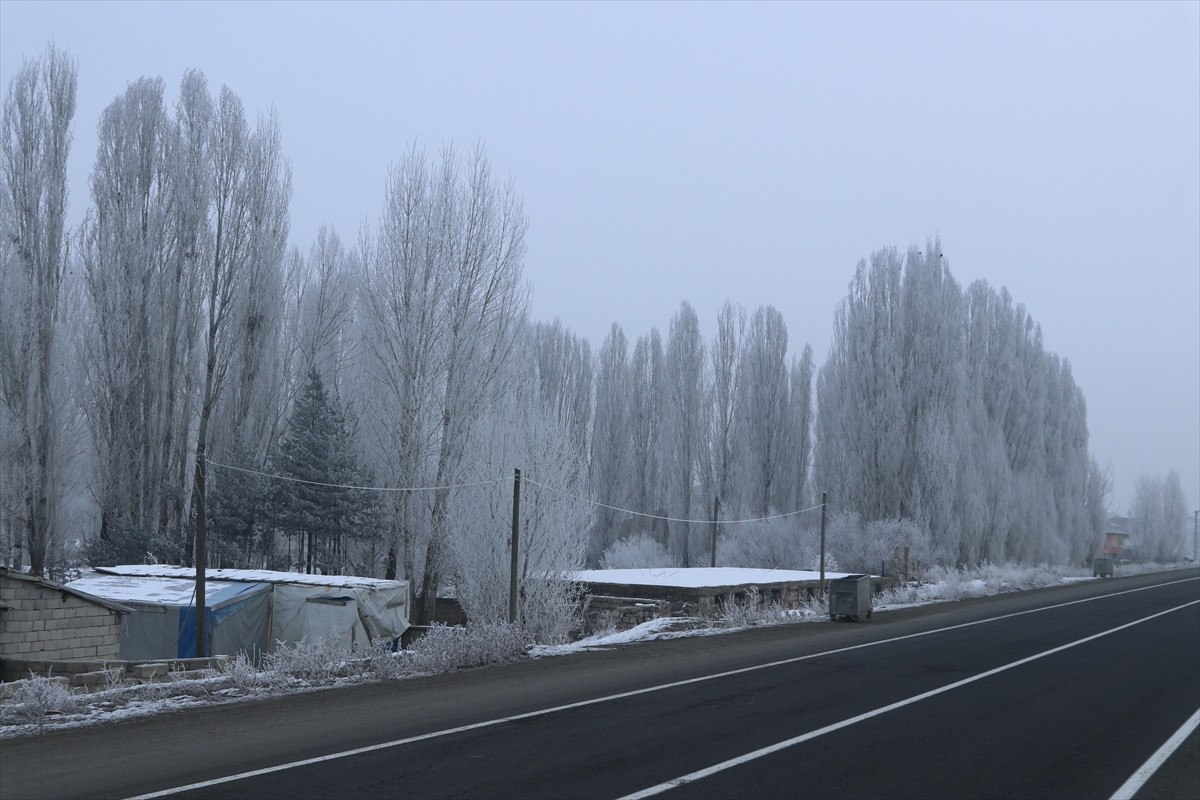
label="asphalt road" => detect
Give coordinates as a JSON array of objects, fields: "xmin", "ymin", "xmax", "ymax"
[{"xmin": 2, "ymin": 569, "xmax": 1197, "ymax": 800}]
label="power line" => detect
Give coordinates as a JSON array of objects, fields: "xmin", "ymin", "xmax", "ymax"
[
  {"xmin": 521, "ymin": 476, "xmax": 824, "ymax": 525},
  {"xmin": 205, "ymin": 459, "xmax": 509, "ymax": 492},
  {"xmin": 207, "ymin": 459, "xmax": 826, "ymax": 523}
]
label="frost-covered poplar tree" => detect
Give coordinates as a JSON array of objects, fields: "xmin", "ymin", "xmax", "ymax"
[
  {"xmin": 735, "ymin": 305, "xmax": 789, "ymax": 516},
  {"xmin": 588, "ymin": 323, "xmax": 631, "ymax": 562},
  {"xmin": 780, "ymin": 343, "xmax": 814, "ymax": 511},
  {"xmin": 79, "ymin": 76, "xmax": 183, "ymax": 561},
  {"xmin": 627, "ymin": 328, "xmax": 667, "ymax": 543},
  {"xmin": 532, "ymin": 319, "xmax": 592, "ymax": 452},
  {"xmin": 664, "ymin": 301, "xmax": 705, "ymax": 565},
  {"xmin": 217, "ymin": 108, "xmax": 292, "ymax": 464},
  {"xmin": 361, "ymin": 145, "xmax": 528, "ymax": 623},
  {"xmin": 451, "ymin": 342, "xmax": 591, "ymax": 642},
  {"xmin": 1131, "ymin": 472, "xmax": 1189, "ymax": 562},
  {"xmin": 706, "ymin": 301, "xmax": 744, "ymax": 512},
  {"xmin": 0, "ymin": 45, "xmax": 78, "ymax": 575}
]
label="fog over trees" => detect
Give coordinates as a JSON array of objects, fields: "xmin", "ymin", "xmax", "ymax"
[{"xmin": 1, "ymin": 47, "xmax": 1192, "ymax": 632}]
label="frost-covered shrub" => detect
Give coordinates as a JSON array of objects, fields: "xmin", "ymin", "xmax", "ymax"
[
  {"xmin": 409, "ymin": 622, "xmax": 526, "ymax": 674},
  {"xmin": 601, "ymin": 532, "xmax": 674, "ymax": 569},
  {"xmin": 825, "ymin": 512, "xmax": 948, "ymax": 575},
  {"xmin": 262, "ymin": 637, "xmax": 349, "ymax": 685},
  {"xmin": 10, "ymin": 674, "xmax": 76, "ymax": 728},
  {"xmin": 715, "ymin": 516, "xmax": 821, "ymax": 570},
  {"xmin": 361, "ymin": 640, "xmax": 412, "ymax": 680},
  {"xmin": 518, "ymin": 577, "xmax": 584, "ymax": 645}
]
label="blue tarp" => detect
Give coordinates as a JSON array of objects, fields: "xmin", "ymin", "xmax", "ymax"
[{"xmin": 177, "ymin": 582, "xmax": 270, "ymax": 659}]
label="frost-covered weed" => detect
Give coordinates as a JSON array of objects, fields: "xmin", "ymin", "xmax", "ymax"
[
  {"xmin": 222, "ymin": 652, "xmax": 268, "ymax": 692},
  {"xmin": 409, "ymin": 623, "xmax": 527, "ymax": 674},
  {"xmin": 715, "ymin": 588, "xmax": 796, "ymax": 628},
  {"xmin": 262, "ymin": 637, "xmax": 348, "ymax": 685},
  {"xmin": 878, "ymin": 562, "xmax": 1089, "ymax": 606}
]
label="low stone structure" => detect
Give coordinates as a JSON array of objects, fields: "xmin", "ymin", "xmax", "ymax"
[
  {"xmin": 574, "ymin": 568, "xmax": 893, "ymax": 633},
  {"xmin": 0, "ymin": 568, "xmax": 133, "ymax": 677}
]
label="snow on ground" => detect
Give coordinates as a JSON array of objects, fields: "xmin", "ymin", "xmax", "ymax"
[
  {"xmin": 4, "ymin": 562, "xmax": 1193, "ymax": 739},
  {"xmin": 569, "ymin": 567, "xmax": 856, "ymax": 587}
]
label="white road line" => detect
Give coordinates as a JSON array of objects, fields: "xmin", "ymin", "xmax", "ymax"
[
  {"xmin": 1109, "ymin": 708, "xmax": 1200, "ymax": 800},
  {"xmin": 123, "ymin": 576, "xmax": 1198, "ymax": 800},
  {"xmin": 618, "ymin": 600, "xmax": 1200, "ymax": 800}
]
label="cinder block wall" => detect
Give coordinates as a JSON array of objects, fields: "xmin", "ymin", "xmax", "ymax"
[{"xmin": 0, "ymin": 574, "xmax": 122, "ymax": 661}]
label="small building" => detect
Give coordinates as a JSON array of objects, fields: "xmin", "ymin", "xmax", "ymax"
[
  {"xmin": 70, "ymin": 565, "xmax": 411, "ymax": 660},
  {"xmin": 63, "ymin": 574, "xmax": 272, "ymax": 662},
  {"xmin": 0, "ymin": 567, "xmax": 133, "ymax": 681},
  {"xmin": 570, "ymin": 567, "xmax": 886, "ymax": 632},
  {"xmin": 1102, "ymin": 517, "xmax": 1136, "ymax": 561}
]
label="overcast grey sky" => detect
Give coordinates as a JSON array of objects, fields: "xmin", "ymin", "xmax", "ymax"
[{"xmin": 2, "ymin": 0, "xmax": 1197, "ymax": 516}]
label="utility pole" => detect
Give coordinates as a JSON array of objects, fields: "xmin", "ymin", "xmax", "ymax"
[
  {"xmin": 509, "ymin": 468, "xmax": 521, "ymax": 624},
  {"xmin": 710, "ymin": 495, "xmax": 720, "ymax": 568},
  {"xmin": 819, "ymin": 491, "xmax": 828, "ymax": 600}
]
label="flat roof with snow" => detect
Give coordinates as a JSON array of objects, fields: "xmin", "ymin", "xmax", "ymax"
[
  {"xmin": 65, "ymin": 574, "xmax": 268, "ymax": 607},
  {"xmin": 568, "ymin": 567, "xmax": 856, "ymax": 589},
  {"xmin": 95, "ymin": 565, "xmax": 406, "ymax": 589}
]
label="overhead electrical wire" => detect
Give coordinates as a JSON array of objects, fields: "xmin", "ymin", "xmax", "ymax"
[{"xmin": 206, "ymin": 460, "xmax": 825, "ymax": 524}]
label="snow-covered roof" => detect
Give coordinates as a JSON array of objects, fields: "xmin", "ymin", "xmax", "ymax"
[
  {"xmin": 568, "ymin": 567, "xmax": 857, "ymax": 589},
  {"xmin": 1, "ymin": 567, "xmax": 135, "ymax": 614},
  {"xmin": 95, "ymin": 564, "xmax": 406, "ymax": 590},
  {"xmin": 65, "ymin": 574, "xmax": 268, "ymax": 607}
]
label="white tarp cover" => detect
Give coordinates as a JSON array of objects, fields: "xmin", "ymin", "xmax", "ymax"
[{"xmin": 94, "ymin": 565, "xmax": 410, "ymax": 645}]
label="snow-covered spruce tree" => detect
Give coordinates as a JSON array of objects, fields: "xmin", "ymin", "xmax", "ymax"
[
  {"xmin": 0, "ymin": 45, "xmax": 78, "ymax": 575},
  {"xmin": 266, "ymin": 367, "xmax": 381, "ymax": 574}
]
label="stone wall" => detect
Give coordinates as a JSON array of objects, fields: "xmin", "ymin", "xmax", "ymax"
[{"xmin": 0, "ymin": 572, "xmax": 124, "ymax": 664}]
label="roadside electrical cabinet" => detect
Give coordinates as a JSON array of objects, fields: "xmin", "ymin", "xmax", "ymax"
[{"xmin": 829, "ymin": 574, "xmax": 873, "ymax": 621}]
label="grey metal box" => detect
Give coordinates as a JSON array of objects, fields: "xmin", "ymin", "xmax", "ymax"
[{"xmin": 829, "ymin": 574, "xmax": 873, "ymax": 621}]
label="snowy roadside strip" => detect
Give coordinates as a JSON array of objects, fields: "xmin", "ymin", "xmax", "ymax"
[{"xmin": 123, "ymin": 577, "xmax": 1199, "ymax": 800}]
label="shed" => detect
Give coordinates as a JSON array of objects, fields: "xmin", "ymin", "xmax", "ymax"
[
  {"xmin": 64, "ymin": 574, "xmax": 272, "ymax": 661},
  {"xmin": 92, "ymin": 565, "xmax": 410, "ymax": 649}
]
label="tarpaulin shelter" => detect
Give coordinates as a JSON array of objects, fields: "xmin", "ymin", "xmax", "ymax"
[
  {"xmin": 64, "ymin": 574, "xmax": 272, "ymax": 661},
  {"xmin": 87, "ymin": 565, "xmax": 410, "ymax": 652}
]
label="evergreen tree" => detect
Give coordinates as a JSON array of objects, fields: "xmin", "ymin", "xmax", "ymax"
[{"xmin": 267, "ymin": 367, "xmax": 379, "ymax": 574}]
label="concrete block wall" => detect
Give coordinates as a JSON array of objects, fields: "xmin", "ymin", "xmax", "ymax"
[{"xmin": 0, "ymin": 575, "xmax": 123, "ymax": 662}]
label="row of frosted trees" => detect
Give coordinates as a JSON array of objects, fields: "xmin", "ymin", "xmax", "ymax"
[
  {"xmin": 814, "ymin": 245, "xmax": 1110, "ymax": 567},
  {"xmin": 6, "ymin": 46, "xmax": 1183, "ymax": 638}
]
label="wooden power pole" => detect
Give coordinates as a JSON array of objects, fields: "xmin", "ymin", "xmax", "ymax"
[{"xmin": 509, "ymin": 468, "xmax": 521, "ymax": 624}]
